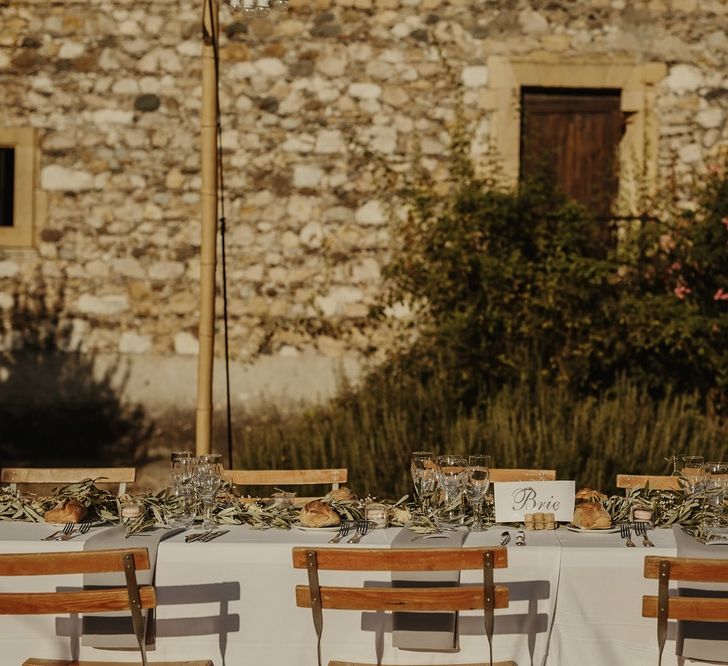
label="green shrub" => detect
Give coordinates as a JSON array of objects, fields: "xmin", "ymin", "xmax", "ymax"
[{"xmin": 229, "ymin": 374, "xmax": 727, "ymax": 497}]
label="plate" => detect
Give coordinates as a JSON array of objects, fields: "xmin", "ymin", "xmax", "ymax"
[
  {"xmin": 292, "ymin": 523, "xmax": 342, "ymax": 532},
  {"xmin": 566, "ymin": 525, "xmax": 620, "ymax": 534}
]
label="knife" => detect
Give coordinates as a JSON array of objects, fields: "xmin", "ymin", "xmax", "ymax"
[
  {"xmin": 500, "ymin": 531, "xmax": 511, "ymax": 546},
  {"xmin": 200, "ymin": 529, "xmax": 230, "ymax": 542}
]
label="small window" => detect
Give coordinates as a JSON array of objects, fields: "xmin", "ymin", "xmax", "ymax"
[
  {"xmin": 0, "ymin": 147, "xmax": 15, "ymax": 228},
  {"xmin": 0, "ymin": 127, "xmax": 39, "ymax": 248}
]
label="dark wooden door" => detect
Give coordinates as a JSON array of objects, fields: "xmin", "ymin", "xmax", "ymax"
[{"xmin": 520, "ymin": 88, "xmax": 624, "ymax": 221}]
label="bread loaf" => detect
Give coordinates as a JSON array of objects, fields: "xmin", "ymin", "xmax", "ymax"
[
  {"xmin": 325, "ymin": 486, "xmax": 356, "ymax": 501},
  {"xmin": 299, "ymin": 500, "xmax": 341, "ymax": 528},
  {"xmin": 44, "ymin": 499, "xmax": 88, "ymax": 524},
  {"xmin": 572, "ymin": 501, "xmax": 611, "ymax": 529}
]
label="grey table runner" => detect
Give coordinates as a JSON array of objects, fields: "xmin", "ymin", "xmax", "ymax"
[
  {"xmin": 390, "ymin": 527, "xmax": 468, "ymax": 651},
  {"xmin": 673, "ymin": 525, "xmax": 728, "ymax": 663},
  {"xmin": 82, "ymin": 525, "xmax": 184, "ymax": 648}
]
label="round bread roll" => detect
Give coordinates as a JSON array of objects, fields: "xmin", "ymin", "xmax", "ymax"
[
  {"xmin": 299, "ymin": 500, "xmax": 341, "ymax": 528},
  {"xmin": 572, "ymin": 502, "xmax": 611, "ymax": 529},
  {"xmin": 44, "ymin": 499, "xmax": 88, "ymax": 524},
  {"xmin": 325, "ymin": 486, "xmax": 356, "ymax": 501}
]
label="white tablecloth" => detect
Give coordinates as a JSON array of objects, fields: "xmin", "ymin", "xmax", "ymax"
[{"xmin": 0, "ymin": 521, "xmax": 709, "ymax": 666}]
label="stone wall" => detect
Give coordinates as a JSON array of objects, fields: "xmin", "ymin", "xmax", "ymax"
[{"xmin": 0, "ymin": 0, "xmax": 726, "ymax": 413}]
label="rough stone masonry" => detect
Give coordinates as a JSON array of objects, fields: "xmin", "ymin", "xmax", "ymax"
[{"xmin": 0, "ymin": 0, "xmax": 726, "ymax": 415}]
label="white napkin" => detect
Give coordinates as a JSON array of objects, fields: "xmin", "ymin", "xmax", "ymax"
[{"xmin": 390, "ymin": 527, "xmax": 468, "ymax": 651}]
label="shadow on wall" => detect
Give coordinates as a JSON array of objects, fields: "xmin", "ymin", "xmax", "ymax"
[{"xmin": 0, "ymin": 276, "xmax": 153, "ymax": 466}]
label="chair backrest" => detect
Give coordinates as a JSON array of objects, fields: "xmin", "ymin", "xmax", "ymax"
[
  {"xmin": 293, "ymin": 547, "xmax": 508, "ymax": 666},
  {"xmin": 490, "ymin": 468, "xmax": 556, "ymax": 482},
  {"xmin": 0, "ymin": 548, "xmax": 153, "ymax": 664},
  {"xmin": 223, "ymin": 468, "xmax": 347, "ymax": 492},
  {"xmin": 642, "ymin": 556, "xmax": 728, "ymax": 665},
  {"xmin": 616, "ymin": 474, "xmax": 682, "ymax": 491},
  {"xmin": 1, "ymin": 467, "xmax": 136, "ymax": 496}
]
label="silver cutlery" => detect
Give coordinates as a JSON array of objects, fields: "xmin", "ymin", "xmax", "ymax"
[
  {"xmin": 185, "ymin": 530, "xmax": 213, "ymax": 543},
  {"xmin": 500, "ymin": 531, "xmax": 511, "ymax": 546},
  {"xmin": 329, "ymin": 522, "xmax": 352, "ymax": 544},
  {"xmin": 634, "ymin": 522, "xmax": 654, "ymax": 547},
  {"xmin": 62, "ymin": 521, "xmax": 93, "ymax": 540},
  {"xmin": 515, "ymin": 530, "xmax": 526, "ymax": 546},
  {"xmin": 347, "ymin": 521, "xmax": 371, "ymax": 544},
  {"xmin": 199, "ymin": 529, "xmax": 229, "ymax": 542},
  {"xmin": 43, "ymin": 523, "xmax": 74, "ymax": 541},
  {"xmin": 620, "ymin": 523, "xmax": 636, "ymax": 547},
  {"xmin": 410, "ymin": 533, "xmax": 448, "ymax": 541}
]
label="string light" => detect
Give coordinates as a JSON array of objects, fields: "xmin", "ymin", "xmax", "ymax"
[{"xmin": 226, "ymin": 0, "xmax": 289, "ymax": 13}]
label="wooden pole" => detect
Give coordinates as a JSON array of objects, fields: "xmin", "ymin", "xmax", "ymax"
[{"xmin": 196, "ymin": 0, "xmax": 219, "ymax": 456}]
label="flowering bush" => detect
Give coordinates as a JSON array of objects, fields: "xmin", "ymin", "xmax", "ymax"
[{"xmin": 383, "ymin": 153, "xmax": 728, "ymax": 411}]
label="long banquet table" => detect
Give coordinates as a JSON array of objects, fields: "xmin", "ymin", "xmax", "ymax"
[{"xmin": 0, "ymin": 521, "xmax": 718, "ymax": 666}]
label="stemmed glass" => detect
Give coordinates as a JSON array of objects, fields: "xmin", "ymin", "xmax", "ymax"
[
  {"xmin": 466, "ymin": 455, "xmax": 491, "ymax": 531},
  {"xmin": 410, "ymin": 451, "xmax": 436, "ymax": 507},
  {"xmin": 435, "ymin": 455, "xmax": 467, "ymax": 529},
  {"xmin": 680, "ymin": 455, "xmax": 705, "ymax": 492},
  {"xmin": 170, "ymin": 451, "xmax": 195, "ymax": 527},
  {"xmin": 193, "ymin": 453, "xmax": 223, "ymax": 530},
  {"xmin": 703, "ymin": 462, "xmax": 728, "ymax": 510}
]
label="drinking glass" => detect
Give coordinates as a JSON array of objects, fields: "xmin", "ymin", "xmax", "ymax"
[
  {"xmin": 410, "ymin": 451, "xmax": 436, "ymax": 505},
  {"xmin": 703, "ymin": 462, "xmax": 728, "ymax": 513},
  {"xmin": 680, "ymin": 455, "xmax": 704, "ymax": 492},
  {"xmin": 435, "ymin": 455, "xmax": 467, "ymax": 529},
  {"xmin": 466, "ymin": 455, "xmax": 491, "ymax": 531},
  {"xmin": 169, "ymin": 451, "xmax": 195, "ymax": 527},
  {"xmin": 193, "ymin": 454, "xmax": 223, "ymax": 530}
]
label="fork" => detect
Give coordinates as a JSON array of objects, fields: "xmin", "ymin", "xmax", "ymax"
[
  {"xmin": 347, "ymin": 521, "xmax": 371, "ymax": 544},
  {"xmin": 620, "ymin": 523, "xmax": 636, "ymax": 547},
  {"xmin": 634, "ymin": 522, "xmax": 655, "ymax": 547},
  {"xmin": 62, "ymin": 521, "xmax": 93, "ymax": 540},
  {"xmin": 185, "ymin": 530, "xmax": 213, "ymax": 543},
  {"xmin": 329, "ymin": 522, "xmax": 352, "ymax": 544},
  {"xmin": 43, "ymin": 523, "xmax": 74, "ymax": 541}
]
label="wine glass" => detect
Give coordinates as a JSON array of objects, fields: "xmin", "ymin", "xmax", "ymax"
[
  {"xmin": 680, "ymin": 455, "xmax": 704, "ymax": 492},
  {"xmin": 169, "ymin": 451, "xmax": 195, "ymax": 527},
  {"xmin": 703, "ymin": 462, "xmax": 728, "ymax": 511},
  {"xmin": 193, "ymin": 454, "xmax": 223, "ymax": 530},
  {"xmin": 466, "ymin": 455, "xmax": 491, "ymax": 531},
  {"xmin": 410, "ymin": 451, "xmax": 435, "ymax": 504},
  {"xmin": 435, "ymin": 455, "xmax": 467, "ymax": 529}
]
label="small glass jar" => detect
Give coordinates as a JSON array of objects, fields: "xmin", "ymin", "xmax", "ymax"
[
  {"xmin": 272, "ymin": 491, "xmax": 295, "ymax": 508},
  {"xmin": 365, "ymin": 503, "xmax": 389, "ymax": 529},
  {"xmin": 121, "ymin": 503, "xmax": 143, "ymax": 526}
]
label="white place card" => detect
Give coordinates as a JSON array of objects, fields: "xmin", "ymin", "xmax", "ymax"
[{"xmin": 494, "ymin": 480, "xmax": 575, "ymax": 523}]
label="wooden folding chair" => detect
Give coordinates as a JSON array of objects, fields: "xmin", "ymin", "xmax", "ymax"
[
  {"xmin": 224, "ymin": 468, "xmax": 347, "ymax": 502},
  {"xmin": 293, "ymin": 546, "xmax": 511, "ymax": 666},
  {"xmin": 616, "ymin": 475, "xmax": 683, "ymax": 491},
  {"xmin": 1, "ymin": 467, "xmax": 136, "ymax": 497},
  {"xmin": 642, "ymin": 555, "xmax": 728, "ymax": 665},
  {"xmin": 0, "ymin": 548, "xmax": 212, "ymax": 666},
  {"xmin": 489, "ymin": 468, "xmax": 555, "ymax": 482}
]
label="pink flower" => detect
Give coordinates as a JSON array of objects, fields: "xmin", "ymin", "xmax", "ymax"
[
  {"xmin": 674, "ymin": 284, "xmax": 691, "ymax": 299},
  {"xmin": 714, "ymin": 288, "xmax": 728, "ymax": 301},
  {"xmin": 722, "ymin": 217, "xmax": 728, "ymax": 230}
]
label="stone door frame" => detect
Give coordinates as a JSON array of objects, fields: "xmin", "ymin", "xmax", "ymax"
[{"xmin": 482, "ymin": 56, "xmax": 667, "ymax": 215}]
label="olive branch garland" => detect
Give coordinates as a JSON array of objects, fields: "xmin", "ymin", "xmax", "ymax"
[{"xmin": 0, "ymin": 479, "xmax": 724, "ymax": 542}]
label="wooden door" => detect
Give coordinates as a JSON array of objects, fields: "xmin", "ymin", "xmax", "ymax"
[{"xmin": 520, "ymin": 88, "xmax": 624, "ymax": 222}]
